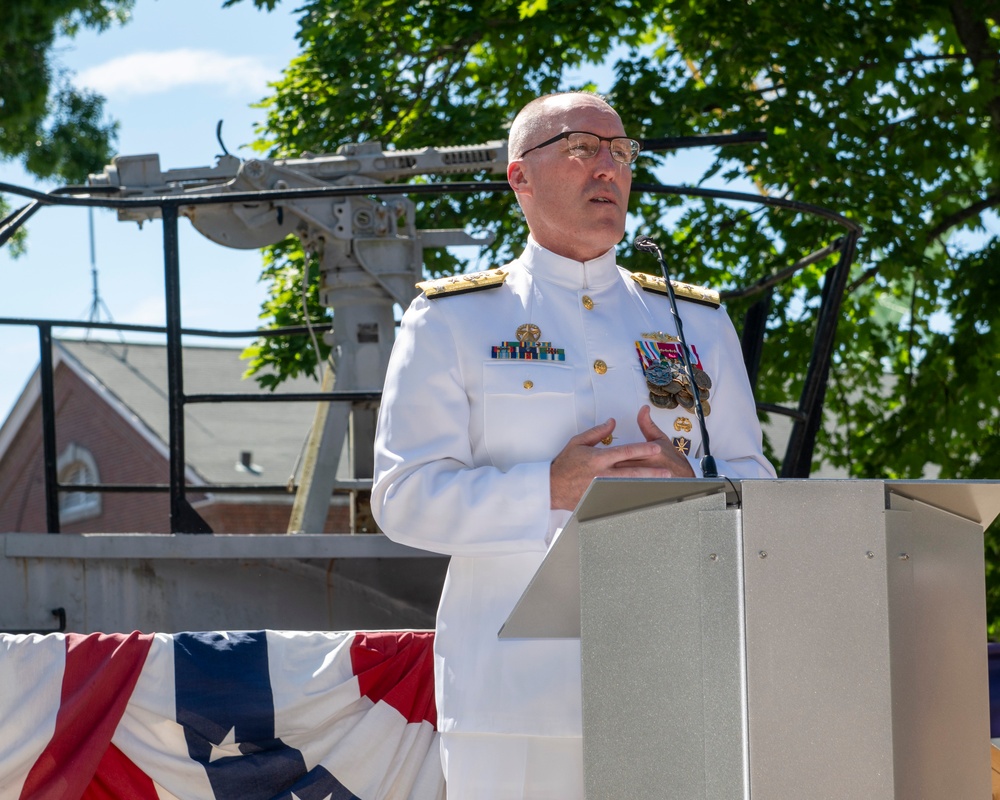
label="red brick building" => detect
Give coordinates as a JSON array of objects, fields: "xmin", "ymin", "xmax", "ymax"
[{"xmin": 0, "ymin": 339, "xmax": 349, "ymax": 533}]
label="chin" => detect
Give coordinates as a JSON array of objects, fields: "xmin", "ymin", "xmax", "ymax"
[{"xmin": 585, "ymin": 223, "xmax": 626, "ymax": 249}]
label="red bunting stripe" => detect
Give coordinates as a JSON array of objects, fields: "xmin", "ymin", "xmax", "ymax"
[
  {"xmin": 350, "ymin": 631, "xmax": 437, "ymax": 728},
  {"xmin": 19, "ymin": 632, "xmax": 154, "ymax": 800}
]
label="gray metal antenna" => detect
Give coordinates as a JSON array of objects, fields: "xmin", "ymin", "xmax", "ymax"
[{"xmin": 84, "ymin": 208, "xmax": 122, "ymax": 344}]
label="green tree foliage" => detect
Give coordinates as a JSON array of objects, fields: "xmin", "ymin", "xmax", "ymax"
[
  {"xmin": 0, "ymin": 0, "xmax": 132, "ymax": 251},
  {"xmin": 237, "ymin": 0, "xmax": 1000, "ymax": 627}
]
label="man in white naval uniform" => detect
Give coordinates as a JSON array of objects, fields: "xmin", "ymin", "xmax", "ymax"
[{"xmin": 372, "ymin": 92, "xmax": 775, "ymax": 798}]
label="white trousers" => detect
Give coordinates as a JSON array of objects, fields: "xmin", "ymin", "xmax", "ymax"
[{"xmin": 440, "ymin": 733, "xmax": 584, "ymax": 799}]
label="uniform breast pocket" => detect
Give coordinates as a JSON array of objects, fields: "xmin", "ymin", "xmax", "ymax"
[{"xmin": 482, "ymin": 362, "xmax": 578, "ymax": 471}]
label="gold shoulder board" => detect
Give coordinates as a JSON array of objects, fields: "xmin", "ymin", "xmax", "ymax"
[
  {"xmin": 630, "ymin": 272, "xmax": 720, "ymax": 308},
  {"xmin": 416, "ymin": 268, "xmax": 509, "ymax": 299}
]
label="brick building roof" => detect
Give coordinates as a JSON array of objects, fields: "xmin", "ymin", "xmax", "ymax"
[{"xmin": 3, "ymin": 338, "xmax": 326, "ymax": 487}]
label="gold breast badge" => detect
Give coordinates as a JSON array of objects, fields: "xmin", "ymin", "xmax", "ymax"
[
  {"xmin": 640, "ymin": 331, "xmax": 681, "ymax": 343},
  {"xmin": 516, "ymin": 323, "xmax": 541, "ymax": 345},
  {"xmin": 672, "ymin": 436, "xmax": 692, "ymax": 455}
]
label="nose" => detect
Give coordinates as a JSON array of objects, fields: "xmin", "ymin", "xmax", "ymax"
[{"xmin": 592, "ymin": 141, "xmax": 624, "ymax": 180}]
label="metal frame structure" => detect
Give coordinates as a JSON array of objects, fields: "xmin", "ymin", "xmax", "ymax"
[{"xmin": 0, "ymin": 171, "xmax": 860, "ymax": 533}]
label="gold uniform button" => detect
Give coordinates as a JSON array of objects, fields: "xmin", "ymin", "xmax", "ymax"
[
  {"xmin": 523, "ymin": 380, "xmax": 534, "ymax": 390},
  {"xmin": 594, "ymin": 359, "xmax": 608, "ymax": 375},
  {"xmin": 582, "ymin": 295, "xmax": 594, "ymax": 310},
  {"xmin": 600, "ymin": 434, "xmax": 613, "ymax": 446}
]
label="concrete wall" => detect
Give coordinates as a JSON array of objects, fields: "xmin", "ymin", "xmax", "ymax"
[{"xmin": 0, "ymin": 533, "xmax": 447, "ymax": 634}]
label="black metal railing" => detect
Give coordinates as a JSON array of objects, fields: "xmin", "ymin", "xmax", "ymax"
[{"xmin": 0, "ymin": 314, "xmax": 377, "ymax": 533}]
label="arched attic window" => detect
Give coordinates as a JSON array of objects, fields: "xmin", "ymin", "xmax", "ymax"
[{"xmin": 57, "ymin": 443, "xmax": 102, "ymax": 524}]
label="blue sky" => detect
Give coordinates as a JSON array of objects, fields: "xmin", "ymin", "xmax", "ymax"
[{"xmin": 0, "ymin": 0, "xmax": 302, "ymax": 422}]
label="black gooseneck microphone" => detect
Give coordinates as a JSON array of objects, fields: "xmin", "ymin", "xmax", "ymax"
[{"xmin": 633, "ymin": 235, "xmax": 719, "ymax": 479}]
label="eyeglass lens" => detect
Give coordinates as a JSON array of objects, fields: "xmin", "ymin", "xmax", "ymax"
[{"xmin": 567, "ymin": 133, "xmax": 639, "ymax": 164}]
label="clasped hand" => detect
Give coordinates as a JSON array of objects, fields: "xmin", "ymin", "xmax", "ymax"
[{"xmin": 549, "ymin": 405, "xmax": 695, "ymax": 511}]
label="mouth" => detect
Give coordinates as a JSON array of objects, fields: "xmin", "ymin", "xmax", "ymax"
[{"xmin": 590, "ymin": 196, "xmax": 618, "ymax": 206}]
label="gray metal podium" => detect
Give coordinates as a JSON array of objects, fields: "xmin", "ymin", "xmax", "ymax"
[{"xmin": 501, "ymin": 479, "xmax": 1000, "ymax": 799}]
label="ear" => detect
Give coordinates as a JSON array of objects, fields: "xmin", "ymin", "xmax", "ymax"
[{"xmin": 507, "ymin": 160, "xmax": 531, "ymax": 195}]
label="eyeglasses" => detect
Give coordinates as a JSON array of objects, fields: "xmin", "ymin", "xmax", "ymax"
[{"xmin": 519, "ymin": 131, "xmax": 642, "ymax": 165}]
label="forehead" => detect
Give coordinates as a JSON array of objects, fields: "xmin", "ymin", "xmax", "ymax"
[{"xmin": 537, "ymin": 96, "xmax": 627, "ymax": 137}]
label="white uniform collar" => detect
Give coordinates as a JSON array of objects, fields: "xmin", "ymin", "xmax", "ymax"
[{"xmin": 518, "ymin": 236, "xmax": 620, "ymax": 291}]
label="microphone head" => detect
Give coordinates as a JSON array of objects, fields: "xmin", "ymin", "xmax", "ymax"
[{"xmin": 633, "ymin": 235, "xmax": 659, "ymax": 254}]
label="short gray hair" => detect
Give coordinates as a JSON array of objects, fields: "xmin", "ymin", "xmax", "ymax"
[{"xmin": 508, "ymin": 91, "xmax": 611, "ymax": 160}]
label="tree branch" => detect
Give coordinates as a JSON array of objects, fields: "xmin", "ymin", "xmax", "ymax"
[
  {"xmin": 926, "ymin": 190, "xmax": 1000, "ymax": 241},
  {"xmin": 839, "ymin": 51, "xmax": 999, "ymax": 89},
  {"xmin": 847, "ymin": 263, "xmax": 881, "ymax": 294},
  {"xmin": 848, "ymin": 190, "xmax": 1000, "ymax": 294},
  {"xmin": 749, "ymin": 82, "xmax": 786, "ymax": 97},
  {"xmin": 949, "ymin": 0, "xmax": 1000, "ymax": 134}
]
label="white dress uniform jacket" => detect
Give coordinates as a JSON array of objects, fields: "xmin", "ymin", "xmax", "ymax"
[{"xmin": 372, "ymin": 238, "xmax": 775, "ymax": 739}]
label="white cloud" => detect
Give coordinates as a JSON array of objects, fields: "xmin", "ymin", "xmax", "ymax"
[
  {"xmin": 76, "ymin": 48, "xmax": 274, "ymax": 98},
  {"xmin": 120, "ymin": 295, "xmax": 166, "ymax": 326}
]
